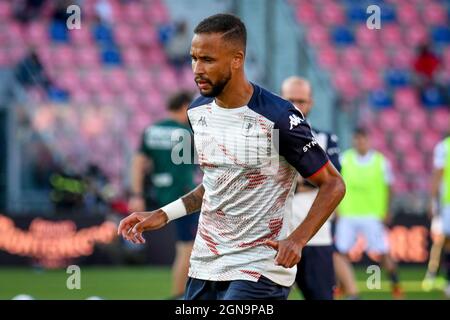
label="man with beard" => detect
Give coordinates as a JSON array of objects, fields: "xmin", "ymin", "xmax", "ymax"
[{"xmin": 118, "ymin": 13, "xmax": 346, "ymax": 300}]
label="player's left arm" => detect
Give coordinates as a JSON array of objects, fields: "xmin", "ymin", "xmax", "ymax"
[{"xmin": 265, "ymin": 105, "xmax": 345, "ymax": 268}]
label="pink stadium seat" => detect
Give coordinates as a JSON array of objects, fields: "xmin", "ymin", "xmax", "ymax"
[
  {"xmin": 355, "ymin": 25, "xmax": 379, "ymax": 48},
  {"xmin": 131, "ymin": 71, "xmax": 154, "ymax": 93},
  {"xmin": 106, "ymin": 69, "xmax": 129, "ymax": 93},
  {"xmin": 71, "ymin": 25, "xmax": 93, "ymax": 46},
  {"xmin": 422, "ymin": 3, "xmax": 448, "ymax": 26},
  {"xmin": 306, "ymin": 25, "xmax": 329, "ymax": 48},
  {"xmin": 391, "ymin": 47, "xmax": 414, "ymax": 69},
  {"xmin": 419, "ymin": 130, "xmax": 442, "ymax": 153},
  {"xmin": 320, "ymin": 2, "xmax": 345, "ymax": 26},
  {"xmin": 83, "ymin": 71, "xmax": 106, "ymax": 93},
  {"xmin": 72, "ymin": 88, "xmax": 91, "ymax": 105},
  {"xmin": 366, "ymin": 47, "xmax": 389, "ymax": 70},
  {"xmin": 134, "ymin": 26, "xmax": 157, "ymax": 47},
  {"xmin": 394, "ymin": 88, "xmax": 420, "ymax": 109},
  {"xmin": 397, "ymin": 4, "xmax": 419, "ymax": 25},
  {"xmin": 51, "ymin": 45, "xmax": 75, "ymax": 69},
  {"xmin": 379, "ymin": 24, "xmax": 403, "ymax": 47},
  {"xmin": 124, "ymin": 2, "xmax": 146, "ymax": 24},
  {"xmin": 114, "ymin": 23, "xmax": 134, "ymax": 47},
  {"xmin": 333, "ymin": 70, "xmax": 359, "ymax": 99},
  {"xmin": 122, "ymin": 47, "xmax": 143, "ymax": 67},
  {"xmin": 392, "ymin": 129, "xmax": 416, "ymax": 153},
  {"xmin": 8, "ymin": 45, "xmax": 26, "ymax": 64},
  {"xmin": 378, "ymin": 109, "xmax": 401, "ymax": 131},
  {"xmin": 77, "ymin": 47, "xmax": 101, "ymax": 68},
  {"xmin": 6, "ymin": 22, "xmax": 25, "ymax": 47},
  {"xmin": 26, "ymin": 22, "xmax": 49, "ymax": 46},
  {"xmin": 147, "ymin": 1, "xmax": 170, "ymax": 25},
  {"xmin": 96, "ymin": 90, "xmax": 116, "ymax": 106},
  {"xmin": 403, "ymin": 108, "xmax": 427, "ymax": 132},
  {"xmin": 340, "ymin": 47, "xmax": 364, "ymax": 68},
  {"xmin": 358, "ymin": 68, "xmax": 382, "ymax": 91},
  {"xmin": 404, "ymin": 24, "xmax": 429, "ymax": 48},
  {"xmin": 317, "ymin": 47, "xmax": 339, "ymax": 70},
  {"xmin": 58, "ymin": 70, "xmax": 81, "ymax": 92},
  {"xmin": 430, "ymin": 108, "xmax": 450, "ymax": 134},
  {"xmin": 121, "ymin": 90, "xmax": 141, "ymax": 110},
  {"xmin": 296, "ymin": 2, "xmax": 316, "ymax": 25},
  {"xmin": 146, "ymin": 46, "xmax": 166, "ymax": 64},
  {"xmin": 442, "ymin": 47, "xmax": 450, "ymax": 67}
]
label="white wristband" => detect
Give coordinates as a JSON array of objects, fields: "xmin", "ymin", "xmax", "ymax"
[{"xmin": 161, "ymin": 199, "xmax": 187, "ymax": 222}]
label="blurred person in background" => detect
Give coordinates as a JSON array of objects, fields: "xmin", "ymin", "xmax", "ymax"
[
  {"xmin": 335, "ymin": 128, "xmax": 403, "ymax": 299},
  {"xmin": 13, "ymin": 0, "xmax": 46, "ymax": 24},
  {"xmin": 164, "ymin": 20, "xmax": 192, "ymax": 73},
  {"xmin": 281, "ymin": 76, "xmax": 341, "ymax": 300},
  {"xmin": 14, "ymin": 49, "xmax": 52, "ymax": 92},
  {"xmin": 428, "ymin": 132, "xmax": 450, "ymax": 298},
  {"xmin": 128, "ymin": 91, "xmax": 199, "ymax": 299}
]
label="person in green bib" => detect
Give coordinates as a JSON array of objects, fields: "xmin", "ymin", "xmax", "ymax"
[
  {"xmin": 128, "ymin": 91, "xmax": 199, "ymax": 299},
  {"xmin": 335, "ymin": 128, "xmax": 403, "ymax": 299},
  {"xmin": 428, "ymin": 134, "xmax": 450, "ymax": 298}
]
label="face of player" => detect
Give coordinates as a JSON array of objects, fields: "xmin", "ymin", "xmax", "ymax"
[
  {"xmin": 190, "ymin": 33, "xmax": 235, "ymax": 97},
  {"xmin": 353, "ymin": 134, "xmax": 370, "ymax": 155},
  {"xmin": 281, "ymin": 83, "xmax": 313, "ymax": 117}
]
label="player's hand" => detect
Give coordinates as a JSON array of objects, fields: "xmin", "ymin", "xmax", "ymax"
[
  {"xmin": 117, "ymin": 210, "xmax": 168, "ymax": 244},
  {"xmin": 128, "ymin": 195, "xmax": 146, "ymax": 212},
  {"xmin": 265, "ymin": 238, "xmax": 303, "ymax": 268}
]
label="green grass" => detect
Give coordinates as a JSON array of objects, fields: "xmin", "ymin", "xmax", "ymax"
[{"xmin": 0, "ymin": 266, "xmax": 447, "ymax": 300}]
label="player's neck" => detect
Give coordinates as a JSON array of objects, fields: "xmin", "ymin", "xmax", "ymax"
[{"xmin": 215, "ymin": 77, "xmax": 253, "ymax": 109}]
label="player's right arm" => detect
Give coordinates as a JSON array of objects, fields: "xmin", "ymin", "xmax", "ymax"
[
  {"xmin": 429, "ymin": 141, "xmax": 446, "ymax": 218},
  {"xmin": 118, "ymin": 184, "xmax": 205, "ymax": 244}
]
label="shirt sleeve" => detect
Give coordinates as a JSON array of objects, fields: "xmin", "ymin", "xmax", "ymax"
[
  {"xmin": 433, "ymin": 141, "xmax": 446, "ymax": 169},
  {"xmin": 327, "ymin": 133, "xmax": 341, "ymax": 172},
  {"xmin": 275, "ymin": 104, "xmax": 330, "ymax": 178}
]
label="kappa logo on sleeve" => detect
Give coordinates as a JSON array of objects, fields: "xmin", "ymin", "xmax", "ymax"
[{"xmin": 289, "ymin": 114, "xmax": 304, "ymax": 130}]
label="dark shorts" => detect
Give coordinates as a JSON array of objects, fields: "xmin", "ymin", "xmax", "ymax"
[
  {"xmin": 295, "ymin": 245, "xmax": 335, "ymax": 300},
  {"xmin": 173, "ymin": 211, "xmax": 199, "ymax": 242},
  {"xmin": 184, "ymin": 275, "xmax": 291, "ymax": 300}
]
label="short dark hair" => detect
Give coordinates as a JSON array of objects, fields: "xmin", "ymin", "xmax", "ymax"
[
  {"xmin": 167, "ymin": 91, "xmax": 192, "ymax": 111},
  {"xmin": 353, "ymin": 127, "xmax": 369, "ymax": 137},
  {"xmin": 194, "ymin": 13, "xmax": 247, "ymax": 53}
]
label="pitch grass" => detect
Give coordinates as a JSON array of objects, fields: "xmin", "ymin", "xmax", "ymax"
[{"xmin": 0, "ymin": 266, "xmax": 447, "ymax": 300}]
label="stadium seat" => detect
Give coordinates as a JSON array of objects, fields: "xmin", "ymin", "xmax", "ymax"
[
  {"xmin": 429, "ymin": 108, "xmax": 450, "ymax": 134},
  {"xmin": 306, "ymin": 25, "xmax": 329, "ymax": 48},
  {"xmin": 71, "ymin": 25, "xmax": 93, "ymax": 46},
  {"xmin": 366, "ymin": 47, "xmax": 389, "ymax": 70},
  {"xmin": 320, "ymin": 2, "xmax": 346, "ymax": 26},
  {"xmin": 397, "ymin": 4, "xmax": 419, "ymax": 25},
  {"xmin": 419, "ymin": 130, "xmax": 442, "ymax": 153},
  {"xmin": 394, "ymin": 87, "xmax": 420, "ymax": 110},
  {"xmin": 358, "ymin": 68, "xmax": 382, "ymax": 91},
  {"xmin": 77, "ymin": 47, "xmax": 101, "ymax": 68},
  {"xmin": 92, "ymin": 23, "xmax": 115, "ymax": 47},
  {"xmin": 390, "ymin": 46, "xmax": 415, "ymax": 69},
  {"xmin": 431, "ymin": 26, "xmax": 450, "ymax": 44},
  {"xmin": 422, "ymin": 3, "xmax": 448, "ymax": 26},
  {"xmin": 49, "ymin": 21, "xmax": 69, "ymax": 43},
  {"xmin": 385, "ymin": 69, "xmax": 410, "ymax": 88},
  {"xmin": 378, "ymin": 109, "xmax": 401, "ymax": 131},
  {"xmin": 101, "ymin": 47, "xmax": 122, "ymax": 66},
  {"xmin": 402, "ymin": 108, "xmax": 428, "ymax": 132},
  {"xmin": 331, "ymin": 26, "xmax": 355, "ymax": 46},
  {"xmin": 355, "ymin": 25, "xmax": 379, "ymax": 48},
  {"xmin": 381, "ymin": 4, "xmax": 397, "ymax": 22},
  {"xmin": 421, "ymin": 85, "xmax": 445, "ymax": 108},
  {"xmin": 317, "ymin": 47, "xmax": 339, "ymax": 70},
  {"xmin": 296, "ymin": 2, "xmax": 316, "ymax": 25},
  {"xmin": 404, "ymin": 24, "xmax": 429, "ymax": 48},
  {"xmin": 369, "ymin": 88, "xmax": 393, "ymax": 109},
  {"xmin": 392, "ymin": 129, "xmax": 416, "ymax": 153},
  {"xmin": 340, "ymin": 47, "xmax": 364, "ymax": 68},
  {"xmin": 347, "ymin": 5, "xmax": 367, "ymax": 23},
  {"xmin": 379, "ymin": 24, "xmax": 403, "ymax": 47}
]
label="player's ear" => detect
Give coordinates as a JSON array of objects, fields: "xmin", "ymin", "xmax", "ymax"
[{"xmin": 231, "ymin": 50, "xmax": 244, "ymax": 70}]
